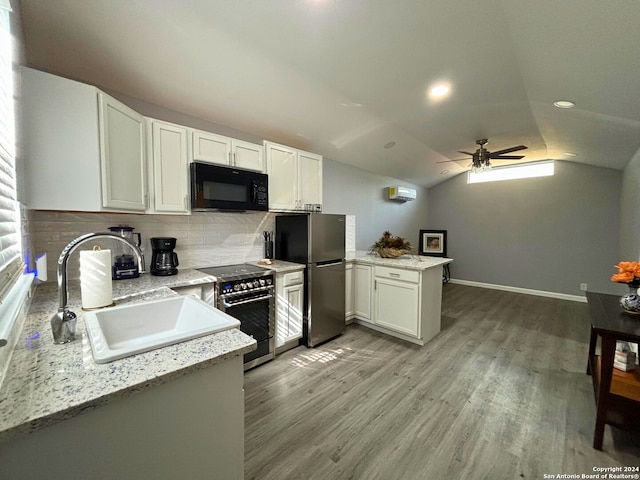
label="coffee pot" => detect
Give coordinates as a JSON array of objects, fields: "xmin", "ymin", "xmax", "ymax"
[
  {"xmin": 150, "ymin": 237, "xmax": 179, "ymax": 276},
  {"xmin": 108, "ymin": 225, "xmax": 142, "ymax": 280}
]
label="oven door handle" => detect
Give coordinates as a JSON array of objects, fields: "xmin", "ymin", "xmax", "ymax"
[{"xmin": 222, "ymin": 293, "xmax": 273, "ymax": 309}]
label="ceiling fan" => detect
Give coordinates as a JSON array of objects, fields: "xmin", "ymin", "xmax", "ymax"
[{"xmin": 439, "ymin": 138, "xmax": 528, "ymax": 172}]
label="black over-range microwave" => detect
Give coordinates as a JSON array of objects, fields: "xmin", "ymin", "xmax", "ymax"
[{"xmin": 190, "ymin": 162, "xmax": 269, "ymax": 212}]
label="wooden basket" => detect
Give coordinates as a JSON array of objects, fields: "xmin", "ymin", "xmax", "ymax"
[{"xmin": 373, "ymin": 247, "xmax": 412, "ymax": 258}]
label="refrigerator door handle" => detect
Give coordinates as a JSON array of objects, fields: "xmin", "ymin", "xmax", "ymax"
[{"xmin": 316, "ymin": 260, "xmax": 344, "ymax": 268}]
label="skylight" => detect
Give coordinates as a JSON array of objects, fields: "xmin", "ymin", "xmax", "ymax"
[{"xmin": 467, "ymin": 161, "xmax": 554, "ymax": 184}]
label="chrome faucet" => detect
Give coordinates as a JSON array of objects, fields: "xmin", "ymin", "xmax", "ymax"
[{"xmin": 51, "ymin": 232, "xmax": 146, "ymax": 344}]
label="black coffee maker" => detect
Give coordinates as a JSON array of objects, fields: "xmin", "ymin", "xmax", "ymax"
[{"xmin": 150, "ymin": 237, "xmax": 179, "ymax": 276}]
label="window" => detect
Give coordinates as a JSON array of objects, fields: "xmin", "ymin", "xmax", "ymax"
[
  {"xmin": 467, "ymin": 161, "xmax": 555, "ymax": 184},
  {"xmin": 0, "ymin": 0, "xmax": 28, "ymax": 353},
  {"xmin": 0, "ymin": 0, "xmax": 20, "ymax": 304}
]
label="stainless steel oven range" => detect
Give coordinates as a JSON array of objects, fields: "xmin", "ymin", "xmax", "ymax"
[{"xmin": 197, "ymin": 263, "xmax": 274, "ymax": 370}]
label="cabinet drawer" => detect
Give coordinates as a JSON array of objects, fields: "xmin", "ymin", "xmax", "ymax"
[
  {"xmin": 282, "ymin": 270, "xmax": 304, "ymax": 287},
  {"xmin": 374, "ymin": 266, "xmax": 419, "ymax": 283}
]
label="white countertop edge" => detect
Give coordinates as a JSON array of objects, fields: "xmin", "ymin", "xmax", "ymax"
[{"xmin": 346, "ymin": 251, "xmax": 453, "ymax": 270}]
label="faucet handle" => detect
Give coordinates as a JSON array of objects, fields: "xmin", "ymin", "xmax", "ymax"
[{"xmin": 51, "ymin": 309, "xmax": 77, "ymax": 344}]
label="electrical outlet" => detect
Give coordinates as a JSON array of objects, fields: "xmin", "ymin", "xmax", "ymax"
[{"xmin": 580, "ymin": 283, "xmax": 588, "ymax": 291}]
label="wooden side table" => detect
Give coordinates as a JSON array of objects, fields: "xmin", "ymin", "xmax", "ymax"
[{"xmin": 586, "ymin": 291, "xmax": 640, "ymax": 450}]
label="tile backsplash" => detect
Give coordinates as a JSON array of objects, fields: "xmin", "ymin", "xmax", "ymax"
[{"xmin": 33, "ymin": 210, "xmax": 276, "ymax": 281}]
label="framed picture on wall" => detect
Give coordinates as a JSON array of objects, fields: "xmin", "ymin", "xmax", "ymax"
[{"xmin": 419, "ymin": 230, "xmax": 447, "ymax": 257}]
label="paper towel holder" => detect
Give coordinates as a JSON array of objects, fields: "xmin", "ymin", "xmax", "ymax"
[
  {"xmin": 51, "ymin": 232, "xmax": 145, "ymax": 344},
  {"xmin": 80, "ymin": 246, "xmax": 116, "ymax": 311}
]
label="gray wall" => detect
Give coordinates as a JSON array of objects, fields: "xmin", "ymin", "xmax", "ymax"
[
  {"xmin": 427, "ymin": 161, "xmax": 622, "ymax": 296},
  {"xmin": 322, "ymin": 158, "xmax": 429, "ymax": 251},
  {"xmin": 619, "ymin": 148, "xmax": 640, "ymax": 261}
]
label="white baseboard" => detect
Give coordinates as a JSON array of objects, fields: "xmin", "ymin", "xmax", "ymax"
[{"xmin": 448, "ymin": 278, "xmax": 587, "ymax": 303}]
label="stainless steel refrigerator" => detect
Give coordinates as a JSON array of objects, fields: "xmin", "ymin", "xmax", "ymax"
[{"xmin": 275, "ymin": 213, "xmax": 346, "ymax": 347}]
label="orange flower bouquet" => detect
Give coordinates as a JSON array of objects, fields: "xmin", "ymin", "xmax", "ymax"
[{"xmin": 611, "ymin": 261, "xmax": 640, "ymax": 287}]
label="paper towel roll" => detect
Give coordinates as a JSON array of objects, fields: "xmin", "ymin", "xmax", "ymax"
[{"xmin": 80, "ymin": 248, "xmax": 113, "ymax": 310}]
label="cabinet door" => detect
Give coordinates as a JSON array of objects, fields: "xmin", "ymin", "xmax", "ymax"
[
  {"xmin": 345, "ymin": 263, "xmax": 354, "ymax": 320},
  {"xmin": 99, "ymin": 93, "xmax": 147, "ymax": 211},
  {"xmin": 22, "ymin": 67, "xmax": 103, "ymax": 211},
  {"xmin": 284, "ymin": 284, "xmax": 304, "ymax": 343},
  {"xmin": 150, "ymin": 120, "xmax": 189, "ymax": 213},
  {"xmin": 232, "ymin": 139, "xmax": 264, "ymax": 172},
  {"xmin": 354, "ymin": 264, "xmax": 372, "ymax": 321},
  {"xmin": 191, "ymin": 130, "xmax": 231, "ymax": 165},
  {"xmin": 266, "ymin": 142, "xmax": 298, "ymax": 211},
  {"xmin": 374, "ymin": 277, "xmax": 420, "ymax": 337},
  {"xmin": 298, "ymin": 150, "xmax": 322, "ymax": 208},
  {"xmin": 276, "ymin": 273, "xmax": 304, "ymax": 348}
]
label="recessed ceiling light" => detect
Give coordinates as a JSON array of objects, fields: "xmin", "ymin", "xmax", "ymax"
[
  {"xmin": 563, "ymin": 152, "xmax": 577, "ymax": 157},
  {"xmin": 429, "ymin": 83, "xmax": 451, "ymax": 100},
  {"xmin": 430, "ymin": 84, "xmax": 450, "ymax": 97},
  {"xmin": 554, "ymin": 100, "xmax": 575, "ymax": 109},
  {"xmin": 383, "ymin": 141, "xmax": 396, "ymax": 149}
]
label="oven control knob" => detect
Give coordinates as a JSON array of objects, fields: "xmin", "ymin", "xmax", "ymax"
[
  {"xmin": 266, "ymin": 278, "xmax": 272, "ymax": 286},
  {"xmin": 253, "ymin": 280, "xmax": 259, "ymax": 288},
  {"xmin": 259, "ymin": 279, "xmax": 265, "ymax": 287},
  {"xmin": 241, "ymin": 282, "xmax": 248, "ymax": 290},
  {"xmin": 233, "ymin": 284, "xmax": 240, "ymax": 292}
]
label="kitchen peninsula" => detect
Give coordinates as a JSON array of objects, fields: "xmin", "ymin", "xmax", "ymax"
[
  {"xmin": 346, "ymin": 252, "xmax": 453, "ymax": 346},
  {"xmin": 0, "ymin": 269, "xmax": 254, "ymax": 480}
]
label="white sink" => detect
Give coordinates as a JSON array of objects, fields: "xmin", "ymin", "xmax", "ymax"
[{"xmin": 84, "ymin": 296, "xmax": 240, "ymax": 363}]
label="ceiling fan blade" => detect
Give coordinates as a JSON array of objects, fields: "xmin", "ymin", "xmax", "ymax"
[
  {"xmin": 491, "ymin": 155, "xmax": 525, "ymax": 160},
  {"xmin": 489, "ymin": 145, "xmax": 528, "ymax": 156},
  {"xmin": 457, "ymin": 150, "xmax": 475, "ymax": 156}
]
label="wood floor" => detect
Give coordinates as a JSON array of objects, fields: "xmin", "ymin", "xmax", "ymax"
[{"xmin": 244, "ymin": 284, "xmax": 640, "ymax": 479}]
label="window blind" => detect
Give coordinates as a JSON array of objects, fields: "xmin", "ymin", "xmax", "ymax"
[{"xmin": 0, "ymin": 0, "xmax": 22, "ymax": 304}]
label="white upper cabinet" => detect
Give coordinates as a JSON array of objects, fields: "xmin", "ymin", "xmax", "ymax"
[
  {"xmin": 232, "ymin": 139, "xmax": 264, "ymax": 172},
  {"xmin": 265, "ymin": 142, "xmax": 298, "ymax": 210},
  {"xmin": 147, "ymin": 119, "xmax": 189, "ymax": 214},
  {"xmin": 22, "ymin": 67, "xmax": 147, "ymax": 212},
  {"xmin": 265, "ymin": 141, "xmax": 323, "ymax": 211},
  {"xmin": 298, "ymin": 150, "xmax": 323, "ymax": 207},
  {"xmin": 191, "ymin": 130, "xmax": 231, "ymax": 166},
  {"xmin": 190, "ymin": 129, "xmax": 264, "ymax": 172},
  {"xmin": 99, "ymin": 93, "xmax": 147, "ymax": 211}
]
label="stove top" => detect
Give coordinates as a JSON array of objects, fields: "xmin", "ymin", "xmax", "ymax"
[{"xmin": 197, "ymin": 263, "xmax": 270, "ymax": 280}]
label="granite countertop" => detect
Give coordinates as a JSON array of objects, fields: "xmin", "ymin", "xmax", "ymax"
[
  {"xmin": 246, "ymin": 259, "xmax": 306, "ymax": 273},
  {"xmin": 346, "ymin": 250, "xmax": 453, "ymax": 271},
  {"xmin": 0, "ymin": 269, "xmax": 256, "ymax": 443}
]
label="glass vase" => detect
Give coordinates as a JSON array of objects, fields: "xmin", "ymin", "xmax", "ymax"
[{"xmin": 620, "ymin": 285, "xmax": 640, "ymax": 314}]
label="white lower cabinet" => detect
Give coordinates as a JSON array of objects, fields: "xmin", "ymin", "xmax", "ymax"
[
  {"xmin": 373, "ymin": 271, "xmax": 420, "ymax": 337},
  {"xmin": 345, "ymin": 262, "xmax": 354, "ymax": 320},
  {"xmin": 275, "ymin": 269, "xmax": 304, "ymax": 351},
  {"xmin": 349, "ymin": 262, "xmax": 444, "ymax": 346},
  {"xmin": 354, "ymin": 264, "xmax": 372, "ymax": 321},
  {"xmin": 0, "ymin": 356, "xmax": 245, "ymax": 480}
]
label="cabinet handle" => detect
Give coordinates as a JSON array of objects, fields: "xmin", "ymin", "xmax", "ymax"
[
  {"xmin": 374, "ymin": 280, "xmax": 377, "ymax": 290},
  {"xmin": 389, "ymin": 273, "xmax": 400, "ymax": 277}
]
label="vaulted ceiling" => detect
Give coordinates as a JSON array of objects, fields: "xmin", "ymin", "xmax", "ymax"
[{"xmin": 19, "ymin": 0, "xmax": 640, "ymax": 187}]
